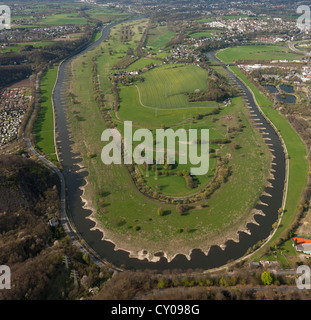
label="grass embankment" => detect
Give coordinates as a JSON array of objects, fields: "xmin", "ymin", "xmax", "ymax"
[
  {"xmin": 33, "ymin": 67, "xmax": 58, "ymax": 163},
  {"xmin": 227, "ymin": 64, "xmax": 309, "ymax": 239},
  {"xmin": 220, "ymin": 62, "xmax": 309, "ymax": 265}
]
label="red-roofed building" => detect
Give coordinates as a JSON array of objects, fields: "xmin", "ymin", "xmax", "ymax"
[{"xmin": 292, "ymin": 237, "xmax": 311, "ymax": 255}]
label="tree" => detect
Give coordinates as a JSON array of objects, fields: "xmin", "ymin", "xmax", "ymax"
[
  {"xmin": 157, "ymin": 207, "xmax": 164, "ymax": 216},
  {"xmin": 261, "ymin": 272, "xmax": 273, "ymax": 286},
  {"xmin": 176, "ymin": 203, "xmax": 184, "ymax": 215},
  {"xmin": 157, "ymin": 279, "xmax": 166, "ymax": 289}
]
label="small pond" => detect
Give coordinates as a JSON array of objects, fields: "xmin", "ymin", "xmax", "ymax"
[
  {"xmin": 276, "ymin": 93, "xmax": 297, "ymax": 104},
  {"xmin": 264, "ymin": 85, "xmax": 278, "ymax": 94},
  {"xmin": 279, "ymin": 84, "xmax": 295, "ymax": 94},
  {"xmin": 264, "ymin": 84, "xmax": 296, "ymax": 104}
]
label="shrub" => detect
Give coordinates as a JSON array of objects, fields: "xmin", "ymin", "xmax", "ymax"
[{"xmin": 261, "ymin": 272, "xmax": 273, "ymax": 285}]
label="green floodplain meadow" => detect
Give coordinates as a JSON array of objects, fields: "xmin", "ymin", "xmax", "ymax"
[
  {"xmin": 58, "ymin": 19, "xmax": 279, "ymax": 258},
  {"xmin": 33, "ymin": 15, "xmax": 310, "ymax": 264}
]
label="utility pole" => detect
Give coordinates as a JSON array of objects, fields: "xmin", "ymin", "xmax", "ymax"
[
  {"xmin": 63, "ymin": 255, "xmax": 70, "ymax": 269},
  {"xmin": 70, "ymin": 270, "xmax": 79, "ymax": 287}
]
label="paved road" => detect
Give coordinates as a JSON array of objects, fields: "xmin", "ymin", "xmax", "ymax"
[{"xmin": 288, "ymin": 40, "xmax": 311, "ymax": 56}]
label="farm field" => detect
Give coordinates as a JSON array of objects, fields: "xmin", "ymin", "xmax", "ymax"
[
  {"xmin": 33, "ymin": 67, "xmax": 58, "ymax": 163},
  {"xmin": 217, "ymin": 45, "xmax": 302, "ymax": 64},
  {"xmin": 62, "ymin": 19, "xmax": 273, "ymax": 258}
]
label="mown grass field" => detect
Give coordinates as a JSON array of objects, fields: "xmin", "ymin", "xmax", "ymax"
[
  {"xmin": 63, "ymin": 19, "xmax": 273, "ymax": 257},
  {"xmin": 33, "ymin": 67, "xmax": 58, "ymax": 162},
  {"xmin": 217, "ymin": 45, "xmax": 302, "ymax": 64}
]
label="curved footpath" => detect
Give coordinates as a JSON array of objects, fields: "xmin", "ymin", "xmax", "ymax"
[{"xmin": 49, "ymin": 20, "xmax": 287, "ymax": 271}]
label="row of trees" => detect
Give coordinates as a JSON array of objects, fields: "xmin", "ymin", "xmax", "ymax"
[
  {"xmin": 93, "ymin": 267, "xmax": 301, "ymax": 301},
  {"xmin": 90, "ymin": 56, "xmax": 115, "ymax": 128}
]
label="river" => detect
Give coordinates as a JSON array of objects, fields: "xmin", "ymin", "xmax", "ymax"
[{"xmin": 52, "ymin": 21, "xmax": 286, "ymax": 271}]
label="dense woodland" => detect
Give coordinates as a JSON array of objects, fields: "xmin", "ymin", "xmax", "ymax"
[
  {"xmin": 0, "ymin": 155, "xmax": 111, "ymax": 300},
  {"xmin": 187, "ymin": 67, "xmax": 237, "ymax": 102}
]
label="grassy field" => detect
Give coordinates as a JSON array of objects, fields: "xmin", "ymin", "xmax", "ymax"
[
  {"xmin": 33, "ymin": 67, "xmax": 58, "ymax": 163},
  {"xmin": 186, "ymin": 30, "xmax": 221, "ymax": 39},
  {"xmin": 118, "ymin": 63, "xmax": 221, "ymax": 126},
  {"xmin": 196, "ymin": 18, "xmax": 216, "ymax": 23},
  {"xmin": 136, "ymin": 64, "xmax": 214, "ymax": 109},
  {"xmin": 118, "ymin": 85, "xmax": 218, "ymax": 126},
  {"xmin": 0, "ymin": 41, "xmax": 55, "ymax": 53},
  {"xmin": 63, "ymin": 19, "xmax": 273, "ymax": 258},
  {"xmin": 127, "ymin": 58, "xmax": 162, "ymax": 72},
  {"xmin": 146, "ymin": 26, "xmax": 175, "ymax": 52},
  {"xmin": 217, "ymin": 45, "xmax": 302, "ymax": 64},
  {"xmin": 38, "ymin": 13, "xmax": 88, "ymax": 25},
  {"xmin": 87, "ymin": 7, "xmax": 129, "ymax": 23}
]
